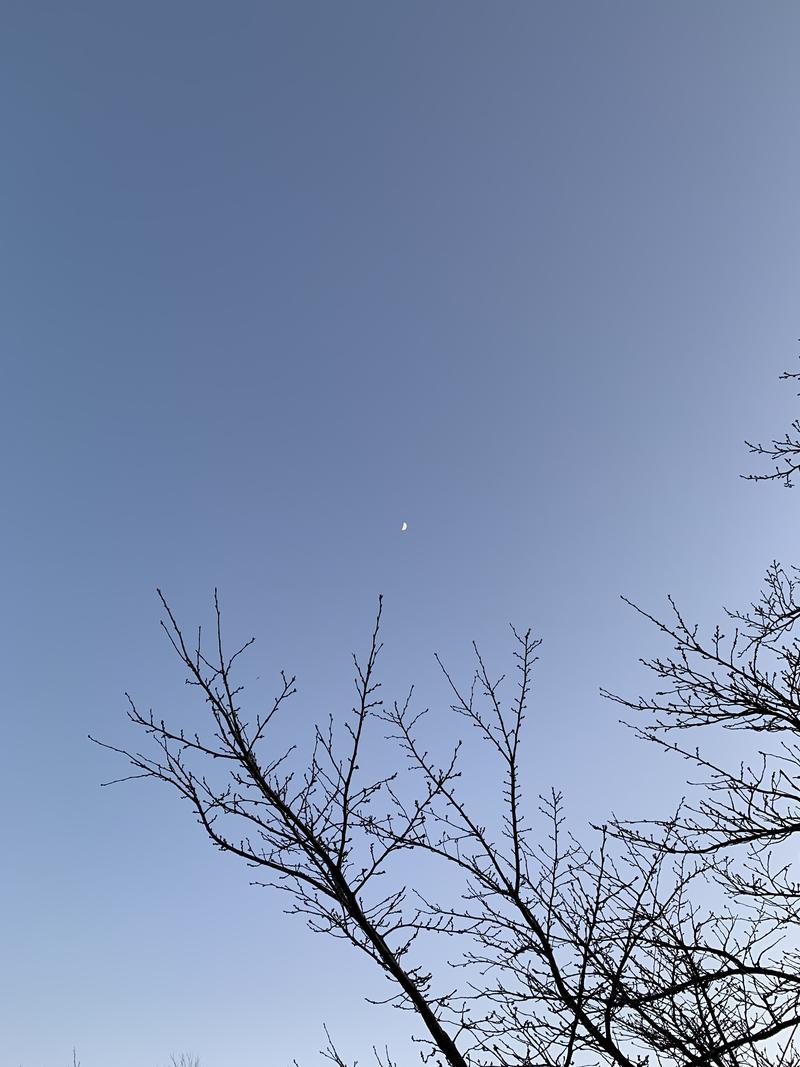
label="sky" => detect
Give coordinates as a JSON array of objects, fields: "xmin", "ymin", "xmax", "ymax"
[{"xmin": 2, "ymin": 3, "xmax": 800, "ymax": 1065}]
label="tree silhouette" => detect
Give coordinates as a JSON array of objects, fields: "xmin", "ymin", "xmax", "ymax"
[
  {"xmin": 95, "ymin": 357, "xmax": 800, "ymax": 1066},
  {"xmin": 745, "ymin": 355, "xmax": 800, "ymax": 486}
]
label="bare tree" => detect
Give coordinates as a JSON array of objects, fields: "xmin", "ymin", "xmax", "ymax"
[
  {"xmin": 601, "ymin": 571, "xmax": 800, "ymax": 1065},
  {"xmin": 745, "ymin": 355, "xmax": 800, "ymax": 486},
  {"xmin": 94, "ymin": 361, "xmax": 800, "ymax": 1067},
  {"xmin": 373, "ymin": 629, "xmax": 800, "ymax": 1067},
  {"xmin": 93, "ymin": 594, "xmax": 468, "ymax": 1067},
  {"xmin": 594, "ymin": 359, "xmax": 800, "ymax": 1065},
  {"xmin": 94, "ymin": 589, "xmax": 800, "ymax": 1067}
]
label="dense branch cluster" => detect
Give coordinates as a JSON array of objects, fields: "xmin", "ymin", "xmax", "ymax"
[{"xmin": 745, "ymin": 360, "xmax": 800, "ymax": 486}]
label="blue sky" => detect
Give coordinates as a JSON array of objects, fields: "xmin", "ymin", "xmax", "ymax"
[{"xmin": 2, "ymin": 3, "xmax": 800, "ymax": 1065}]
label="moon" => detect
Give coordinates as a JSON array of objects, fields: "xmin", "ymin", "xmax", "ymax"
[{"xmin": 401, "ymin": 521, "xmax": 408, "ymax": 531}]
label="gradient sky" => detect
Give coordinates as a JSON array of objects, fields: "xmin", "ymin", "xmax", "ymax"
[{"xmin": 2, "ymin": 3, "xmax": 800, "ymax": 1065}]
